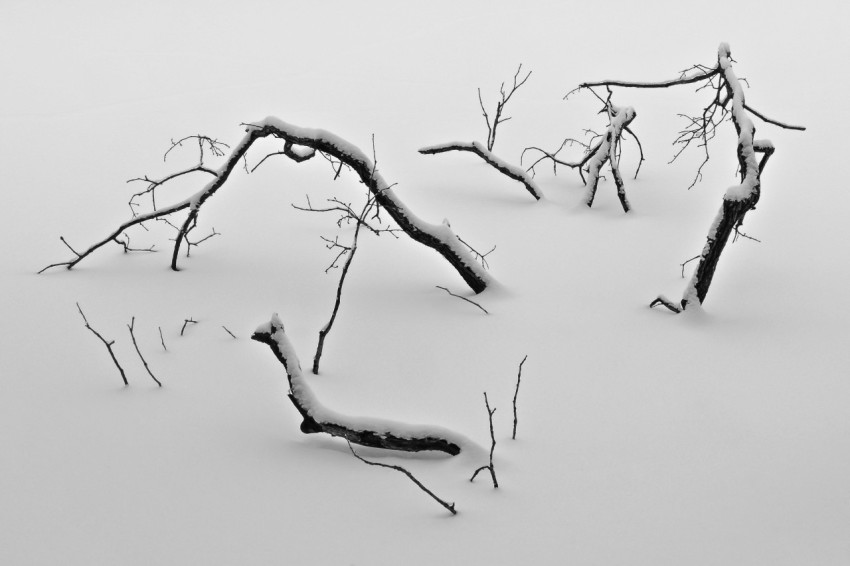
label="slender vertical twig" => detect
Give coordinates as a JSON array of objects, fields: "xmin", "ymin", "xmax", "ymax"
[
  {"xmin": 512, "ymin": 355, "xmax": 528, "ymax": 440},
  {"xmin": 76, "ymin": 303, "xmax": 128, "ymax": 386},
  {"xmin": 470, "ymin": 392, "xmax": 498, "ymax": 488},
  {"xmin": 158, "ymin": 326, "xmax": 167, "ymax": 351},
  {"xmin": 128, "ymin": 317, "xmax": 162, "ymax": 387}
]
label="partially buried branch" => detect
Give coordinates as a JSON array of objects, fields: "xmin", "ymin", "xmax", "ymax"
[
  {"xmin": 578, "ymin": 43, "xmax": 803, "ymax": 311},
  {"xmin": 41, "ymin": 119, "xmax": 492, "ymax": 294},
  {"xmin": 523, "ymin": 88, "xmax": 638, "ymax": 212},
  {"xmin": 419, "ymin": 65, "xmax": 542, "ymax": 200},
  {"xmin": 128, "ymin": 317, "xmax": 162, "ymax": 387},
  {"xmin": 251, "ymin": 313, "xmax": 468, "ymax": 455},
  {"xmin": 348, "ymin": 441, "xmax": 457, "ymax": 516},
  {"xmin": 77, "ymin": 303, "xmax": 128, "ymax": 386}
]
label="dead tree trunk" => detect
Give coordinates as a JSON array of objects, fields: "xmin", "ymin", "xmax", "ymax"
[
  {"xmin": 41, "ymin": 119, "xmax": 491, "ymax": 294},
  {"xmin": 251, "ymin": 313, "xmax": 466, "ymax": 455}
]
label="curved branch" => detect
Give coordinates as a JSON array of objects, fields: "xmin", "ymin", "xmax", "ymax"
[
  {"xmin": 251, "ymin": 314, "xmax": 467, "ymax": 455},
  {"xmin": 42, "ymin": 119, "xmax": 491, "ymax": 294},
  {"xmin": 419, "ymin": 141, "xmax": 542, "ymax": 200}
]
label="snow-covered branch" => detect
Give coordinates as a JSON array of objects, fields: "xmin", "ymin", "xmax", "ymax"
[
  {"xmin": 41, "ymin": 118, "xmax": 492, "ymax": 294},
  {"xmin": 419, "ymin": 141, "xmax": 542, "ymax": 200},
  {"xmin": 523, "ymin": 100, "xmax": 637, "ymax": 212},
  {"xmin": 649, "ymin": 43, "xmax": 803, "ymax": 312},
  {"xmin": 251, "ymin": 314, "xmax": 473, "ymax": 455},
  {"xmin": 420, "ymin": 66, "xmax": 541, "ymax": 201}
]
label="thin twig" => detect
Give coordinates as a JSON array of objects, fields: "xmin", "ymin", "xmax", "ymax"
[
  {"xmin": 158, "ymin": 326, "xmax": 167, "ymax": 351},
  {"xmin": 181, "ymin": 318, "xmax": 197, "ymax": 336},
  {"xmin": 436, "ymin": 286, "xmax": 489, "ymax": 315},
  {"xmin": 512, "ymin": 355, "xmax": 528, "ymax": 440},
  {"xmin": 76, "ymin": 303, "xmax": 128, "ymax": 386},
  {"xmin": 222, "ymin": 326, "xmax": 237, "ymax": 339},
  {"xmin": 470, "ymin": 392, "xmax": 498, "ymax": 488},
  {"xmin": 128, "ymin": 317, "xmax": 162, "ymax": 387},
  {"xmin": 347, "ymin": 441, "xmax": 457, "ymax": 515}
]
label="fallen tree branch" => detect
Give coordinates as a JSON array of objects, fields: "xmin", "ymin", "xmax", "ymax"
[
  {"xmin": 41, "ymin": 119, "xmax": 492, "ymax": 294},
  {"xmin": 436, "ymin": 286, "xmax": 489, "ymax": 315},
  {"xmin": 77, "ymin": 303, "xmax": 127, "ymax": 386},
  {"xmin": 251, "ymin": 314, "xmax": 468, "ymax": 455},
  {"xmin": 524, "ymin": 93, "xmax": 636, "ymax": 212},
  {"xmin": 419, "ymin": 65, "xmax": 541, "ymax": 201},
  {"xmin": 347, "ymin": 441, "xmax": 457, "ymax": 516},
  {"xmin": 419, "ymin": 142, "xmax": 542, "ymax": 200}
]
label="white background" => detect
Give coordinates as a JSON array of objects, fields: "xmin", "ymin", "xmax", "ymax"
[{"xmin": 2, "ymin": 1, "xmax": 848, "ymax": 564}]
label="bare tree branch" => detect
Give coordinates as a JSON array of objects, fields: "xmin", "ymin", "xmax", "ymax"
[
  {"xmin": 77, "ymin": 303, "xmax": 127, "ymax": 386},
  {"xmin": 252, "ymin": 314, "xmax": 466, "ymax": 455},
  {"xmin": 470, "ymin": 392, "xmax": 498, "ymax": 488},
  {"xmin": 347, "ymin": 441, "xmax": 457, "ymax": 516},
  {"xmin": 436, "ymin": 286, "xmax": 489, "ymax": 315},
  {"xmin": 512, "ymin": 355, "xmax": 528, "ymax": 440},
  {"xmin": 41, "ymin": 119, "xmax": 491, "ymax": 294},
  {"xmin": 128, "ymin": 317, "xmax": 162, "ymax": 387}
]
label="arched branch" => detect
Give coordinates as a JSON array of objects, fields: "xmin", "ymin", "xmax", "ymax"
[{"xmin": 41, "ymin": 119, "xmax": 492, "ymax": 294}]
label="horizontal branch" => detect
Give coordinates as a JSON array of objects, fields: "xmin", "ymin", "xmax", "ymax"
[
  {"xmin": 252, "ymin": 314, "xmax": 469, "ymax": 455},
  {"xmin": 419, "ymin": 141, "xmax": 542, "ymax": 200}
]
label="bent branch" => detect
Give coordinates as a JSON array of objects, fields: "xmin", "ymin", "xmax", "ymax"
[
  {"xmin": 251, "ymin": 314, "xmax": 467, "ymax": 455},
  {"xmin": 41, "ymin": 119, "xmax": 492, "ymax": 294}
]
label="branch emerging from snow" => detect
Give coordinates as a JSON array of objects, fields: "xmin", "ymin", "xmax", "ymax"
[
  {"xmin": 347, "ymin": 441, "xmax": 457, "ymax": 516},
  {"xmin": 77, "ymin": 303, "xmax": 127, "ymax": 386},
  {"xmin": 419, "ymin": 142, "xmax": 542, "ymax": 200},
  {"xmin": 252, "ymin": 314, "xmax": 469, "ymax": 455}
]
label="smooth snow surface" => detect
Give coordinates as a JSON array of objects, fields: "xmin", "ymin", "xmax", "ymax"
[{"xmin": 2, "ymin": 2, "xmax": 849, "ymax": 565}]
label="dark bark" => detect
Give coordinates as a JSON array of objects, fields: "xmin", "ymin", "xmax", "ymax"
[
  {"xmin": 251, "ymin": 317, "xmax": 462, "ymax": 456},
  {"xmin": 419, "ymin": 142, "xmax": 542, "ymax": 200}
]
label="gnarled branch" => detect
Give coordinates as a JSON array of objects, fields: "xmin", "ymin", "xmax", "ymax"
[{"xmin": 251, "ymin": 314, "xmax": 467, "ymax": 455}]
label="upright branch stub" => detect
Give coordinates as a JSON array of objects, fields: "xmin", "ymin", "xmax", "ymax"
[
  {"xmin": 251, "ymin": 314, "xmax": 466, "ymax": 455},
  {"xmin": 41, "ymin": 119, "xmax": 491, "ymax": 295},
  {"xmin": 419, "ymin": 65, "xmax": 542, "ymax": 200},
  {"xmin": 523, "ymin": 89, "xmax": 637, "ymax": 212}
]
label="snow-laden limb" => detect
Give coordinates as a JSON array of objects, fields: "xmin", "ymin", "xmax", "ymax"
[
  {"xmin": 577, "ymin": 43, "xmax": 803, "ymax": 311},
  {"xmin": 652, "ymin": 43, "xmax": 784, "ymax": 312},
  {"xmin": 40, "ymin": 118, "xmax": 492, "ymax": 294},
  {"xmin": 251, "ymin": 314, "xmax": 476, "ymax": 456},
  {"xmin": 583, "ymin": 105, "xmax": 636, "ymax": 212},
  {"xmin": 419, "ymin": 141, "xmax": 543, "ymax": 200},
  {"xmin": 523, "ymin": 102, "xmax": 637, "ymax": 213}
]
